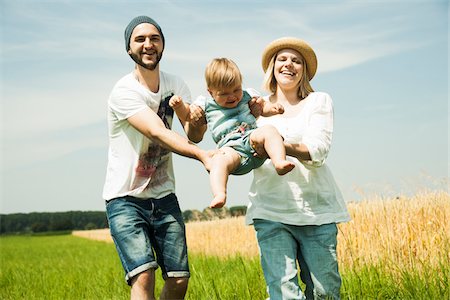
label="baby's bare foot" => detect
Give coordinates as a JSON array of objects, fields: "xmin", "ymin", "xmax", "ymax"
[
  {"xmin": 274, "ymin": 160, "xmax": 295, "ymax": 175},
  {"xmin": 209, "ymin": 193, "xmax": 226, "ymax": 208}
]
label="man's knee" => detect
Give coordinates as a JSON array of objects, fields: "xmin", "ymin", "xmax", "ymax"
[
  {"xmin": 131, "ymin": 269, "xmax": 155, "ymax": 289},
  {"xmin": 166, "ymin": 277, "xmax": 189, "ymax": 290},
  {"xmin": 130, "ymin": 270, "xmax": 156, "ymax": 300},
  {"xmin": 161, "ymin": 277, "xmax": 189, "ymax": 299}
]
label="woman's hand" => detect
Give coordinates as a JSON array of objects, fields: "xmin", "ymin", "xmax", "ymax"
[{"xmin": 252, "ymin": 141, "xmax": 268, "ymax": 158}]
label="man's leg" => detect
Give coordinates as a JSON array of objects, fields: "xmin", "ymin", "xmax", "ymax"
[
  {"xmin": 106, "ymin": 197, "xmax": 159, "ymax": 299},
  {"xmin": 152, "ymin": 194, "xmax": 191, "ymax": 299},
  {"xmin": 131, "ymin": 270, "xmax": 156, "ymax": 300},
  {"xmin": 160, "ymin": 277, "xmax": 189, "ymax": 300}
]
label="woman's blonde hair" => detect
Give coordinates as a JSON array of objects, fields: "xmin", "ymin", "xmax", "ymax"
[
  {"xmin": 205, "ymin": 58, "xmax": 242, "ymax": 90},
  {"xmin": 263, "ymin": 53, "xmax": 314, "ymax": 99}
]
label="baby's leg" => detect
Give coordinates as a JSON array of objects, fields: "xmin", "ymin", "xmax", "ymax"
[
  {"xmin": 209, "ymin": 147, "xmax": 241, "ymax": 208},
  {"xmin": 250, "ymin": 125, "xmax": 294, "ymax": 175}
]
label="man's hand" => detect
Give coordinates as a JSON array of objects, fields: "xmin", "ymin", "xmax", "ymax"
[
  {"xmin": 201, "ymin": 149, "xmax": 220, "ymax": 172},
  {"xmin": 189, "ymin": 104, "xmax": 207, "ymax": 127}
]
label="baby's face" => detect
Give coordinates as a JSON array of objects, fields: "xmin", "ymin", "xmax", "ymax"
[{"xmin": 209, "ymin": 84, "xmax": 243, "ymax": 109}]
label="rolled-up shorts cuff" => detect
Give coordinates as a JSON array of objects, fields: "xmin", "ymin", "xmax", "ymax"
[
  {"xmin": 125, "ymin": 261, "xmax": 159, "ymax": 284},
  {"xmin": 163, "ymin": 271, "xmax": 191, "ymax": 280}
]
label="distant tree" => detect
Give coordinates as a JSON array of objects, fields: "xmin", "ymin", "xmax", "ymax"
[
  {"xmin": 229, "ymin": 206, "xmax": 247, "ymax": 217},
  {"xmin": 84, "ymin": 222, "xmax": 97, "ymax": 230},
  {"xmin": 49, "ymin": 218, "xmax": 73, "ymax": 231},
  {"xmin": 182, "ymin": 209, "xmax": 205, "ymax": 222},
  {"xmin": 192, "ymin": 209, "xmax": 206, "ymax": 221},
  {"xmin": 30, "ymin": 222, "xmax": 48, "ymax": 233},
  {"xmin": 0, "ymin": 211, "xmax": 108, "ymax": 234},
  {"xmin": 183, "ymin": 210, "xmax": 193, "ymax": 222},
  {"xmin": 0, "ymin": 206, "xmax": 248, "ymax": 234},
  {"xmin": 202, "ymin": 207, "xmax": 230, "ymax": 220}
]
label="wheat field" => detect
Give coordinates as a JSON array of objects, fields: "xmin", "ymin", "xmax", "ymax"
[{"xmin": 73, "ymin": 191, "xmax": 450, "ymax": 272}]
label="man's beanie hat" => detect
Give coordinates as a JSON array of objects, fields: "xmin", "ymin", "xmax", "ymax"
[{"xmin": 124, "ymin": 16, "xmax": 165, "ymax": 51}]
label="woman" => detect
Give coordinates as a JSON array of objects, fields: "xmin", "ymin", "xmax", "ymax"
[{"xmin": 246, "ymin": 37, "xmax": 350, "ymax": 300}]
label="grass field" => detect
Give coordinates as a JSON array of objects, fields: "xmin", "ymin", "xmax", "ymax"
[
  {"xmin": 0, "ymin": 235, "xmax": 267, "ymax": 300},
  {"xmin": 2, "ymin": 191, "xmax": 449, "ymax": 299}
]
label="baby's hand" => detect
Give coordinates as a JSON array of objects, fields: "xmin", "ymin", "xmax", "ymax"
[
  {"xmin": 169, "ymin": 95, "xmax": 183, "ymax": 109},
  {"xmin": 262, "ymin": 102, "xmax": 285, "ymax": 117}
]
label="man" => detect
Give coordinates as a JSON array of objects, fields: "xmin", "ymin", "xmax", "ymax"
[{"xmin": 103, "ymin": 16, "xmax": 210, "ymax": 299}]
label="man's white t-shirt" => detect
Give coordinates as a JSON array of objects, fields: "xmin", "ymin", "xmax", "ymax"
[{"xmin": 102, "ymin": 71, "xmax": 191, "ymax": 200}]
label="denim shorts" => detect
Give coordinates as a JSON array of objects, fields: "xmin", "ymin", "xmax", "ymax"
[
  {"xmin": 254, "ymin": 219, "xmax": 341, "ymax": 300},
  {"xmin": 223, "ymin": 130, "xmax": 266, "ymax": 175},
  {"xmin": 106, "ymin": 193, "xmax": 189, "ymax": 285}
]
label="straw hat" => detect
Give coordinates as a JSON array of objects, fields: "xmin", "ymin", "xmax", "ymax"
[{"xmin": 261, "ymin": 37, "xmax": 317, "ymax": 80}]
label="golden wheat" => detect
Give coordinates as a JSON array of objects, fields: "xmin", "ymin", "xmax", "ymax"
[
  {"xmin": 73, "ymin": 191, "xmax": 450, "ymax": 272},
  {"xmin": 338, "ymin": 190, "xmax": 449, "ymax": 271},
  {"xmin": 185, "ymin": 216, "xmax": 258, "ymax": 257},
  {"xmin": 72, "ymin": 228, "xmax": 113, "ymax": 242}
]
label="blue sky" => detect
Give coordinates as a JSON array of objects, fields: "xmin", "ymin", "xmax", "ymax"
[{"xmin": 1, "ymin": 0, "xmax": 448, "ymax": 214}]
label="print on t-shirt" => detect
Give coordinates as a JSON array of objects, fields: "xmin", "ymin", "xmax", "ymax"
[{"xmin": 134, "ymin": 93, "xmax": 175, "ymax": 189}]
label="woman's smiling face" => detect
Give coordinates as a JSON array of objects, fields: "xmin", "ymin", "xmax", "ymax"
[{"xmin": 273, "ymin": 49, "xmax": 304, "ymax": 89}]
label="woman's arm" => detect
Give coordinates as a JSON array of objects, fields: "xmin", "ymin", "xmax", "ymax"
[
  {"xmin": 284, "ymin": 142, "xmax": 312, "ymax": 161},
  {"xmin": 301, "ymin": 93, "xmax": 334, "ymax": 166}
]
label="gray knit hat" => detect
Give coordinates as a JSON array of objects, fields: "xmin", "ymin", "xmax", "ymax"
[{"xmin": 124, "ymin": 16, "xmax": 165, "ymax": 52}]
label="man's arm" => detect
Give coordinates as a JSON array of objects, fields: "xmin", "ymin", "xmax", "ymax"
[
  {"xmin": 184, "ymin": 104, "xmax": 207, "ymax": 143},
  {"xmin": 169, "ymin": 95, "xmax": 207, "ymax": 143},
  {"xmin": 128, "ymin": 106, "xmax": 211, "ymax": 170},
  {"xmin": 185, "ymin": 121, "xmax": 207, "ymax": 144}
]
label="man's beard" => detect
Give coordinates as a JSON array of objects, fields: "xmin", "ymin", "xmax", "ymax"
[{"xmin": 129, "ymin": 51, "xmax": 163, "ymax": 71}]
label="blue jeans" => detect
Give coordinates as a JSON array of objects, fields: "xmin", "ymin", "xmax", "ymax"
[
  {"xmin": 253, "ymin": 219, "xmax": 341, "ymax": 300},
  {"xmin": 106, "ymin": 194, "xmax": 189, "ymax": 285}
]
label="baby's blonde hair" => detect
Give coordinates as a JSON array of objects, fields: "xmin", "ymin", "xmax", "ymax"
[{"xmin": 205, "ymin": 58, "xmax": 242, "ymax": 90}]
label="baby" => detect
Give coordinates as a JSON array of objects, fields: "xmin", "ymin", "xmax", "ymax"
[{"xmin": 170, "ymin": 58, "xmax": 294, "ymax": 208}]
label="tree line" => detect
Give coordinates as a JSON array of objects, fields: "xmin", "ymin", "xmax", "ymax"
[{"xmin": 0, "ymin": 206, "xmax": 247, "ymax": 234}]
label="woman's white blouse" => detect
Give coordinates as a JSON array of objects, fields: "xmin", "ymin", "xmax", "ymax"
[{"xmin": 246, "ymin": 92, "xmax": 350, "ymax": 226}]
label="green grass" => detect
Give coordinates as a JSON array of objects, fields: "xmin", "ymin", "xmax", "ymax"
[
  {"xmin": 0, "ymin": 235, "xmax": 266, "ymax": 300},
  {"xmin": 0, "ymin": 235, "xmax": 128, "ymax": 299},
  {"xmin": 340, "ymin": 261, "xmax": 449, "ymax": 300},
  {"xmin": 0, "ymin": 235, "xmax": 448, "ymax": 299}
]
